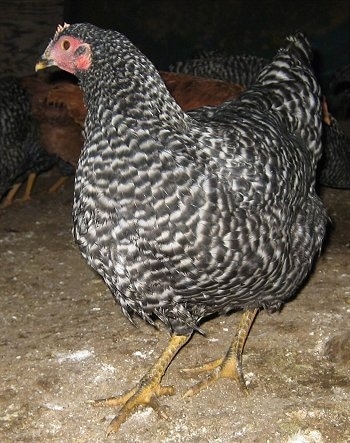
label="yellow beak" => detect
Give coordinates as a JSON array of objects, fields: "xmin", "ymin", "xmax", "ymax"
[{"xmin": 35, "ymin": 57, "xmax": 55, "ymax": 72}]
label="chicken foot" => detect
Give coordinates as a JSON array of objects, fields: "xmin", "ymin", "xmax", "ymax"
[
  {"xmin": 20, "ymin": 172, "xmax": 37, "ymax": 202},
  {"xmin": 48, "ymin": 176, "xmax": 69, "ymax": 193},
  {"xmin": 0, "ymin": 172, "xmax": 37, "ymax": 208},
  {"xmin": 182, "ymin": 308, "xmax": 258, "ymax": 396},
  {"xmin": 93, "ymin": 334, "xmax": 190, "ymax": 436},
  {"xmin": 0, "ymin": 183, "xmax": 22, "ymax": 208}
]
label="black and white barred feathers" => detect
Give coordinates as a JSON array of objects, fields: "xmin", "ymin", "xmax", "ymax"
[
  {"xmin": 171, "ymin": 51, "xmax": 350, "ymax": 189},
  {"xmin": 170, "ymin": 52, "xmax": 269, "ymax": 87},
  {"xmin": 43, "ymin": 24, "xmax": 328, "ymax": 335},
  {"xmin": 0, "ymin": 76, "xmax": 56, "ymax": 201}
]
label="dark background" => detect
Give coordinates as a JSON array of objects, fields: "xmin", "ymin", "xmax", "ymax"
[
  {"xmin": 63, "ymin": 0, "xmax": 350, "ymax": 87},
  {"xmin": 0, "ymin": 1, "xmax": 348, "ymax": 89}
]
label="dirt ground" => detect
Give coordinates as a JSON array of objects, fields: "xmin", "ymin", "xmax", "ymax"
[{"xmin": 0, "ymin": 169, "xmax": 349, "ymax": 443}]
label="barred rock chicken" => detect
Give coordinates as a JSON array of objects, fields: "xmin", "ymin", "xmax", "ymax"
[
  {"xmin": 170, "ymin": 52, "xmax": 269, "ymax": 87},
  {"xmin": 0, "ymin": 76, "xmax": 56, "ymax": 207},
  {"xmin": 36, "ymin": 23, "xmax": 328, "ymax": 434}
]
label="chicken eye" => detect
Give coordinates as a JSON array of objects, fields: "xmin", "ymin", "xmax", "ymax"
[{"xmin": 62, "ymin": 40, "xmax": 71, "ymax": 50}]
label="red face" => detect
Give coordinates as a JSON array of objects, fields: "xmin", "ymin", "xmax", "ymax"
[{"xmin": 44, "ymin": 35, "xmax": 92, "ymax": 75}]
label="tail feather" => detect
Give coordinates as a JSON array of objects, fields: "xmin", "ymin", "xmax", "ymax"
[
  {"xmin": 282, "ymin": 32, "xmax": 313, "ymax": 67},
  {"xmin": 257, "ymin": 32, "xmax": 314, "ymax": 85},
  {"xmin": 251, "ymin": 32, "xmax": 322, "ymax": 163}
]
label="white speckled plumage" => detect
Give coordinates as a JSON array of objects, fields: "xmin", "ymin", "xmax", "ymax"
[{"xmin": 39, "ymin": 24, "xmax": 328, "ymax": 335}]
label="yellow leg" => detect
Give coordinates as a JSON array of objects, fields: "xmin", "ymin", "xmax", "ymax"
[
  {"xmin": 0, "ymin": 182, "xmax": 22, "ymax": 208},
  {"xmin": 183, "ymin": 308, "xmax": 258, "ymax": 396},
  {"xmin": 93, "ymin": 334, "xmax": 190, "ymax": 436},
  {"xmin": 48, "ymin": 176, "xmax": 69, "ymax": 194},
  {"xmin": 20, "ymin": 172, "xmax": 37, "ymax": 202}
]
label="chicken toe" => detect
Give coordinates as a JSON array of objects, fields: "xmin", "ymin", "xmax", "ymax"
[
  {"xmin": 183, "ymin": 309, "xmax": 258, "ymax": 397},
  {"xmin": 93, "ymin": 334, "xmax": 190, "ymax": 435}
]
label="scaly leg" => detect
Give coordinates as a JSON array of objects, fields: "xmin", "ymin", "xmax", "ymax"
[
  {"xmin": 94, "ymin": 334, "xmax": 190, "ymax": 436},
  {"xmin": 20, "ymin": 172, "xmax": 37, "ymax": 202},
  {"xmin": 0, "ymin": 182, "xmax": 22, "ymax": 208},
  {"xmin": 182, "ymin": 308, "xmax": 258, "ymax": 396},
  {"xmin": 48, "ymin": 176, "xmax": 69, "ymax": 193}
]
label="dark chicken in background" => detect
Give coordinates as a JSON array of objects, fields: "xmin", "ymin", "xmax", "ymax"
[
  {"xmin": 0, "ymin": 77, "xmax": 56, "ymax": 207},
  {"xmin": 327, "ymin": 63, "xmax": 350, "ymax": 122},
  {"xmin": 36, "ymin": 23, "xmax": 328, "ymax": 434},
  {"xmin": 170, "ymin": 52, "xmax": 269, "ymax": 87},
  {"xmin": 321, "ymin": 63, "xmax": 350, "ymax": 188},
  {"xmin": 319, "ymin": 99, "xmax": 350, "ymax": 188}
]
